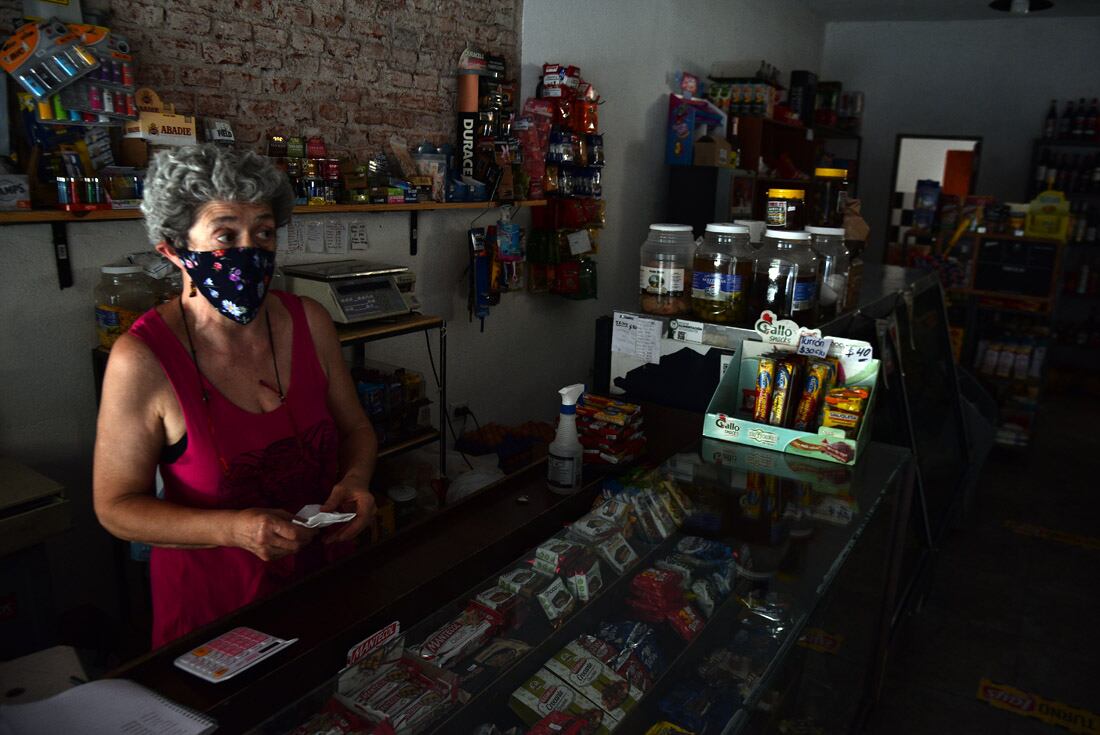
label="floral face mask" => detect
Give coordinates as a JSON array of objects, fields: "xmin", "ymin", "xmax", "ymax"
[{"xmin": 175, "ymin": 245, "xmax": 275, "ymax": 325}]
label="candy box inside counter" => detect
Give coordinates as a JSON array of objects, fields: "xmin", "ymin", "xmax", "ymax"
[
  {"xmin": 703, "ymin": 313, "xmax": 880, "ymax": 466},
  {"xmin": 544, "ymin": 639, "xmax": 643, "ymax": 725},
  {"xmin": 510, "ymin": 668, "xmax": 612, "ymax": 735}
]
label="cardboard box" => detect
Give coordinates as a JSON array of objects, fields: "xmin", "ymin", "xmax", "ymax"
[
  {"xmin": 509, "ymin": 668, "xmax": 610, "ymax": 734},
  {"xmin": 123, "ymin": 111, "xmax": 198, "ymax": 147},
  {"xmin": 544, "ymin": 640, "xmax": 643, "ymax": 724},
  {"xmin": 0, "ymin": 175, "xmax": 31, "ymax": 210},
  {"xmin": 692, "ymin": 135, "xmax": 733, "ymax": 167},
  {"xmin": 118, "ymin": 138, "xmax": 149, "ymax": 168},
  {"xmin": 666, "ymin": 93, "xmax": 728, "ymax": 166},
  {"xmin": 702, "ymin": 320, "xmax": 880, "ymax": 465}
]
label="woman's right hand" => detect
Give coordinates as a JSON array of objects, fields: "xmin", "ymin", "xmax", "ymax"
[{"xmin": 230, "ymin": 508, "xmax": 319, "ymax": 561}]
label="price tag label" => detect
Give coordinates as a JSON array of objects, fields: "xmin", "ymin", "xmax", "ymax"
[
  {"xmin": 670, "ymin": 319, "xmax": 703, "ymax": 344},
  {"xmin": 567, "ymin": 229, "xmax": 592, "ymax": 255},
  {"xmin": 797, "ymin": 334, "xmax": 833, "ymax": 359},
  {"xmin": 611, "ymin": 311, "xmax": 662, "ymax": 365}
]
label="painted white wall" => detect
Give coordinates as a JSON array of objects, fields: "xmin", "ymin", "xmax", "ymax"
[
  {"xmin": 822, "ymin": 15, "xmax": 1100, "ymax": 260},
  {"xmin": 1, "ymin": 0, "xmax": 826, "ymax": 623},
  {"xmin": 519, "ymin": 0, "xmax": 826, "ymax": 344}
]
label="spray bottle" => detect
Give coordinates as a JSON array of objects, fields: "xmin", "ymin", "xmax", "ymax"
[{"xmin": 547, "ymin": 383, "xmax": 585, "ymax": 494}]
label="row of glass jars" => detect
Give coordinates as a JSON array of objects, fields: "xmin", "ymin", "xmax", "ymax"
[{"xmin": 638, "ymin": 222, "xmax": 851, "ymax": 327}]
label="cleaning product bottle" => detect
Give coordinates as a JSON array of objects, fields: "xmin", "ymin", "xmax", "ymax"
[{"xmin": 547, "ymin": 384, "xmax": 585, "ymax": 494}]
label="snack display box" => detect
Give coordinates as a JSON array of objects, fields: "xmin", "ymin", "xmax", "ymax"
[{"xmin": 703, "ymin": 337, "xmax": 881, "ymax": 466}]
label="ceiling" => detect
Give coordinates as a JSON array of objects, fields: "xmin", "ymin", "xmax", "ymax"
[{"xmin": 800, "ymin": 0, "xmax": 1100, "ymax": 22}]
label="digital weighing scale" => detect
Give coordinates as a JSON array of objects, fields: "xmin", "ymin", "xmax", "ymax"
[{"xmin": 282, "ymin": 260, "xmax": 419, "ymax": 323}]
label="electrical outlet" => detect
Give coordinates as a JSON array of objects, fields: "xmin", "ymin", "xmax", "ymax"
[{"xmin": 449, "ymin": 402, "xmax": 470, "ymax": 419}]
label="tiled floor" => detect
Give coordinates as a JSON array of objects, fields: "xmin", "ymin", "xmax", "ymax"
[{"xmin": 871, "ymin": 392, "xmax": 1100, "ymax": 733}]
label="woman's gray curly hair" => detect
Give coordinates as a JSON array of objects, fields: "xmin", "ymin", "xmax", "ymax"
[{"xmin": 140, "ymin": 144, "xmax": 293, "ymax": 247}]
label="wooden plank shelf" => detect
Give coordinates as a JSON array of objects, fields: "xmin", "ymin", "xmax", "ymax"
[
  {"xmin": 0, "ymin": 200, "xmax": 547, "ymax": 225},
  {"xmin": 336, "ymin": 313, "xmax": 444, "ymax": 345}
]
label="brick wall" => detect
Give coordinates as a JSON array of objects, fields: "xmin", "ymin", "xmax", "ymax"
[{"xmin": 1, "ymin": 0, "xmax": 519, "ymax": 158}]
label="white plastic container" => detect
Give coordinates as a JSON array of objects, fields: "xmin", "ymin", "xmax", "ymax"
[
  {"xmin": 806, "ymin": 226, "xmax": 850, "ymax": 323},
  {"xmin": 639, "ymin": 223, "xmax": 695, "ymax": 316},
  {"xmin": 95, "ymin": 263, "xmax": 155, "ymax": 349}
]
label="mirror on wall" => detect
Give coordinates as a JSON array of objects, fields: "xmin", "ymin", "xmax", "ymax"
[{"xmin": 884, "ymin": 135, "xmax": 982, "ymax": 260}]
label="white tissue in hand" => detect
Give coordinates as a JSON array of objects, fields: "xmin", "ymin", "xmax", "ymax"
[{"xmin": 292, "ymin": 503, "xmax": 357, "ymax": 528}]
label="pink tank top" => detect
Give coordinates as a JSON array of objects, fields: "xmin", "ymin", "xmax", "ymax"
[{"xmin": 130, "ymin": 291, "xmax": 345, "ymax": 648}]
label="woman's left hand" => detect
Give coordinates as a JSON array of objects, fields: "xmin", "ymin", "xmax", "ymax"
[{"xmin": 319, "ymin": 477, "xmax": 376, "ymax": 544}]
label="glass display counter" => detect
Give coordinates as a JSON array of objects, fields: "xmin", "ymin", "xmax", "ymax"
[{"xmin": 253, "ymin": 440, "xmax": 911, "ymax": 735}]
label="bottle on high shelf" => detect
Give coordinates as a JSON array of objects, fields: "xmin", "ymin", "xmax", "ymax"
[
  {"xmin": 1074, "ymin": 203, "xmax": 1089, "ymax": 243},
  {"xmin": 1053, "ymin": 154, "xmax": 1069, "ymax": 191},
  {"xmin": 1043, "ymin": 99, "xmax": 1058, "ymax": 139},
  {"xmin": 1073, "ymin": 97, "xmax": 1088, "ymax": 139},
  {"xmin": 1035, "ymin": 148, "xmax": 1050, "ymax": 192},
  {"xmin": 1059, "ymin": 99, "xmax": 1075, "ymax": 139}
]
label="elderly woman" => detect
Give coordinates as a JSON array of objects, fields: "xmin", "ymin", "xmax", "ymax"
[{"xmin": 94, "ymin": 144, "xmax": 377, "ymax": 647}]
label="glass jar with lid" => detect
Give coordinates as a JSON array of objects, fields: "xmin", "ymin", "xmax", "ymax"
[
  {"xmin": 639, "ymin": 223, "xmax": 695, "ymax": 316},
  {"xmin": 95, "ymin": 263, "xmax": 156, "ymax": 349},
  {"xmin": 748, "ymin": 229, "xmax": 820, "ymax": 326},
  {"xmin": 691, "ymin": 223, "xmax": 755, "ymax": 325},
  {"xmin": 806, "ymin": 226, "xmax": 850, "ymax": 323},
  {"xmin": 765, "ymin": 188, "xmax": 807, "ymax": 231},
  {"xmin": 813, "ymin": 167, "xmax": 849, "ymax": 227}
]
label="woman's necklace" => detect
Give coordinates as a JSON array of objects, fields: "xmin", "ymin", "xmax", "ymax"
[{"xmin": 177, "ymin": 296, "xmax": 298, "ymax": 474}]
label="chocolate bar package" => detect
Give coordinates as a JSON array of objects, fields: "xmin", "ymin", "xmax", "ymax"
[
  {"xmin": 415, "ymin": 608, "xmax": 496, "ymax": 667},
  {"xmin": 566, "ymin": 559, "xmax": 604, "ymax": 603},
  {"xmin": 499, "ymin": 565, "xmax": 548, "ymax": 597},
  {"xmin": 596, "ymin": 533, "xmax": 639, "ymax": 574},
  {"xmin": 537, "ymin": 577, "xmax": 577, "ymax": 626}
]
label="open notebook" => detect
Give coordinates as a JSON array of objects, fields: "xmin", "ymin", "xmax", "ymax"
[{"xmin": 0, "ymin": 678, "xmax": 216, "ymax": 735}]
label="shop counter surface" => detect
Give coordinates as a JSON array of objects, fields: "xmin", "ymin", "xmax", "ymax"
[
  {"xmin": 251, "ymin": 439, "xmax": 912, "ymax": 734},
  {"xmin": 109, "ymin": 404, "xmax": 703, "ymax": 733}
]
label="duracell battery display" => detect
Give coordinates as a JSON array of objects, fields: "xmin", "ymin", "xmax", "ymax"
[
  {"xmin": 456, "ymin": 46, "xmax": 514, "ymax": 197},
  {"xmin": 750, "ymin": 352, "xmax": 868, "ymax": 437}
]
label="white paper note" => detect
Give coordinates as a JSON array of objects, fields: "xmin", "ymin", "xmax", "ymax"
[
  {"xmin": 567, "ymin": 229, "xmax": 592, "ymax": 255},
  {"xmin": 611, "ymin": 311, "xmax": 662, "ymax": 365},
  {"xmin": 324, "ymin": 219, "xmax": 349, "ymax": 255},
  {"xmin": 349, "ymin": 221, "xmax": 370, "ymax": 251},
  {"xmin": 305, "ymin": 221, "xmax": 325, "ymax": 254},
  {"xmin": 286, "ymin": 222, "xmax": 304, "ymax": 254}
]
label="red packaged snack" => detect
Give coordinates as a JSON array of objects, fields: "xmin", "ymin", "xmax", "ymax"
[
  {"xmin": 529, "ymin": 711, "xmax": 594, "ymax": 735},
  {"xmin": 632, "ymin": 568, "xmax": 683, "ymax": 599},
  {"xmin": 616, "ymin": 652, "xmax": 655, "ymax": 693},
  {"xmin": 415, "ymin": 608, "xmax": 496, "ymax": 667},
  {"xmin": 667, "ymin": 605, "xmax": 705, "ymax": 641}
]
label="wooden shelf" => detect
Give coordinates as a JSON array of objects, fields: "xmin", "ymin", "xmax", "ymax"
[
  {"xmin": 948, "ymin": 287, "xmax": 1054, "ymax": 305},
  {"xmin": 0, "ymin": 200, "xmax": 547, "ymax": 225},
  {"xmin": 336, "ymin": 313, "xmax": 444, "ymax": 345},
  {"xmin": 0, "ymin": 208, "xmax": 143, "ymax": 223},
  {"xmin": 1034, "ymin": 138, "xmax": 1100, "ymax": 149},
  {"xmin": 290, "ymin": 199, "xmax": 546, "ymax": 215},
  {"xmin": 377, "ymin": 428, "xmax": 441, "ymax": 460},
  {"xmin": 971, "ymin": 230, "xmax": 1065, "ymax": 244}
]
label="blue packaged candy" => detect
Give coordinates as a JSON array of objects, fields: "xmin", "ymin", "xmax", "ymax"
[
  {"xmin": 595, "ymin": 620, "xmax": 665, "ymax": 677},
  {"xmin": 676, "ymin": 536, "xmax": 732, "ymax": 561}
]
